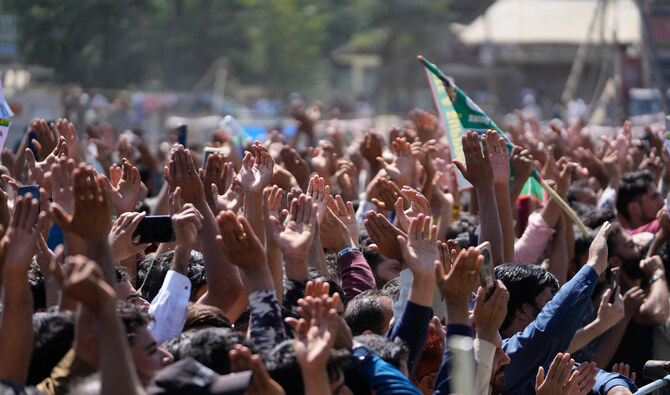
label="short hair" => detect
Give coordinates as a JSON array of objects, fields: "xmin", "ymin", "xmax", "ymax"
[
  {"xmin": 616, "ymin": 170, "xmax": 654, "ymax": 221},
  {"xmin": 362, "ymin": 246, "xmax": 385, "ymax": 289},
  {"xmin": 605, "ymin": 222, "xmax": 625, "ymax": 259},
  {"xmin": 183, "ymin": 304, "xmax": 231, "ymax": 331},
  {"xmin": 344, "ymin": 290, "xmax": 391, "ymax": 336},
  {"xmin": 117, "ymin": 301, "xmax": 152, "ymax": 346},
  {"xmin": 265, "ymin": 339, "xmax": 349, "ymax": 395},
  {"xmin": 566, "ymin": 180, "xmax": 592, "ymax": 205},
  {"xmin": 581, "ymin": 209, "xmax": 615, "ymax": 230},
  {"xmin": 27, "ymin": 311, "xmax": 75, "ymax": 384},
  {"xmin": 495, "ymin": 264, "xmax": 559, "ymax": 331},
  {"xmin": 136, "ymin": 250, "xmax": 207, "ymax": 302},
  {"xmin": 380, "ymin": 277, "xmax": 400, "ymax": 301},
  {"xmin": 573, "ymin": 233, "xmax": 594, "ymax": 268},
  {"xmin": 163, "ymin": 327, "xmax": 257, "ymax": 375},
  {"xmin": 354, "ymin": 334, "xmax": 408, "ymax": 370},
  {"xmin": 412, "ymin": 323, "xmax": 444, "ymax": 382},
  {"xmin": 446, "ymin": 211, "xmax": 478, "ymax": 244},
  {"xmin": 325, "ymin": 252, "xmax": 341, "ymax": 284}
]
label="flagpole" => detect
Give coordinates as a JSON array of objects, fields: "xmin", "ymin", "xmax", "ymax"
[{"xmin": 418, "ymin": 55, "xmax": 590, "ymax": 236}]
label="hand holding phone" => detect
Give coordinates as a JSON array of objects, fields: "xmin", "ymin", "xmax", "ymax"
[
  {"xmin": 132, "ymin": 215, "xmax": 176, "ymax": 244},
  {"xmin": 609, "ymin": 267, "xmax": 620, "ymax": 304}
]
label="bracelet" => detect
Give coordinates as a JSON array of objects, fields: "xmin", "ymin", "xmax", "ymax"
[
  {"xmin": 338, "ymin": 247, "xmax": 360, "ymax": 258},
  {"xmin": 650, "ymin": 274, "xmax": 665, "ymax": 285}
]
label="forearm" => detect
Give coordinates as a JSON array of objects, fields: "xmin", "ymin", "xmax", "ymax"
[
  {"xmin": 266, "ymin": 243, "xmax": 283, "ymax": 305},
  {"xmin": 567, "ymin": 318, "xmax": 611, "ymax": 354},
  {"xmin": 152, "ymin": 181, "xmax": 170, "ymax": 216},
  {"xmin": 647, "ymin": 229, "xmax": 667, "ymax": 258},
  {"xmin": 407, "ymin": 273, "xmax": 435, "ymax": 308},
  {"xmin": 592, "ymin": 318, "xmax": 631, "ymax": 368},
  {"xmin": 285, "ymin": 254, "xmax": 310, "ymax": 283},
  {"xmin": 476, "ymin": 184, "xmax": 504, "ymax": 267},
  {"xmin": 301, "ymin": 369, "xmax": 331, "ymax": 395},
  {"xmin": 119, "ymin": 256, "xmax": 137, "ymax": 285},
  {"xmin": 85, "ymin": 238, "xmax": 115, "ymax": 286},
  {"xmin": 0, "ymin": 274, "xmax": 33, "ymax": 384},
  {"xmin": 495, "ymin": 183, "xmax": 515, "ymax": 263},
  {"xmin": 547, "ymin": 224, "xmax": 568, "ymax": 285},
  {"xmin": 541, "ymin": 198, "xmax": 562, "ymax": 228},
  {"xmin": 307, "ymin": 226, "xmax": 326, "ymax": 274},
  {"xmin": 637, "ymin": 279, "xmax": 670, "ymax": 325},
  {"xmin": 244, "ymin": 192, "xmax": 265, "ymax": 245}
]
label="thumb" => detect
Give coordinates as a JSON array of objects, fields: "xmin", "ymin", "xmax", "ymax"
[
  {"xmin": 453, "ymin": 160, "xmax": 467, "ymax": 176},
  {"xmin": 211, "ymin": 183, "xmax": 219, "ymax": 197},
  {"xmin": 536, "ymin": 366, "xmax": 545, "ymax": 386},
  {"xmin": 376, "ymin": 156, "xmax": 389, "ymax": 170},
  {"xmin": 26, "ymin": 148, "xmax": 37, "ymax": 167}
]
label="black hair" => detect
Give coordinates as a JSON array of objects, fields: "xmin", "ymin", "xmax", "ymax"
[
  {"xmin": 495, "ymin": 264, "xmax": 559, "ymax": 331},
  {"xmin": 566, "ymin": 179, "xmax": 592, "ymax": 205},
  {"xmin": 325, "ymin": 252, "xmax": 341, "ymax": 284},
  {"xmin": 573, "ymin": 233, "xmax": 594, "ymax": 268},
  {"xmin": 163, "ymin": 327, "xmax": 258, "ymax": 375},
  {"xmin": 344, "ymin": 290, "xmax": 391, "ymax": 336},
  {"xmin": 354, "ymin": 334, "xmax": 408, "ymax": 370},
  {"xmin": 27, "ymin": 310, "xmax": 75, "ymax": 384},
  {"xmin": 446, "ymin": 211, "xmax": 478, "ymax": 244},
  {"xmin": 581, "ymin": 209, "xmax": 615, "ymax": 230},
  {"xmin": 183, "ymin": 304, "xmax": 231, "ymax": 331},
  {"xmin": 233, "ymin": 306, "xmax": 251, "ymax": 334},
  {"xmin": 117, "ymin": 301, "xmax": 153, "ymax": 346},
  {"xmin": 380, "ymin": 277, "xmax": 400, "ymax": 301},
  {"xmin": 28, "ymin": 263, "xmax": 46, "ymax": 312},
  {"xmin": 616, "ymin": 170, "xmax": 654, "ymax": 221},
  {"xmin": 265, "ymin": 339, "xmax": 350, "ymax": 395},
  {"xmin": 136, "ymin": 250, "xmax": 207, "ymax": 302}
]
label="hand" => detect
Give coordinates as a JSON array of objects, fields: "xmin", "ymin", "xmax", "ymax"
[
  {"xmin": 397, "ymin": 214, "xmax": 438, "ymax": 279},
  {"xmin": 510, "ymin": 146, "xmax": 534, "ymax": 185},
  {"xmin": 173, "ymin": 202, "xmax": 204, "ymax": 251},
  {"xmin": 596, "ymin": 288, "xmax": 625, "ymax": 329},
  {"xmin": 62, "ymin": 255, "xmax": 117, "ymax": 313},
  {"xmin": 586, "ymin": 221, "xmax": 612, "ymax": 275},
  {"xmin": 229, "ymin": 345, "xmax": 285, "ymax": 395},
  {"xmin": 321, "ymin": 207, "xmax": 354, "ymax": 251},
  {"xmin": 410, "ymin": 108, "xmax": 439, "ymax": 142},
  {"xmin": 54, "ymin": 118, "xmax": 80, "ymax": 162},
  {"xmin": 535, "ymin": 353, "xmax": 578, "ymax": 395},
  {"xmin": 335, "ymin": 159, "xmax": 359, "ymax": 199},
  {"xmin": 487, "ymin": 130, "xmax": 511, "ymax": 186},
  {"xmin": 569, "ymin": 362, "xmax": 598, "ymax": 395},
  {"xmin": 213, "ymin": 176, "xmax": 244, "ymax": 214},
  {"xmin": 611, "ymin": 362, "xmax": 636, "ymax": 383},
  {"xmin": 328, "ymin": 195, "xmax": 358, "ymax": 246},
  {"xmin": 473, "ymin": 280, "xmax": 509, "ymax": 342},
  {"xmin": 622, "ymin": 286, "xmax": 645, "ymax": 319},
  {"xmin": 240, "ymin": 141, "xmax": 274, "ymax": 194},
  {"xmin": 360, "ymin": 130, "xmax": 383, "ymax": 168},
  {"xmin": 50, "ymin": 165, "xmax": 112, "ymax": 240},
  {"xmin": 50, "ymin": 156, "xmax": 77, "ymax": 216},
  {"xmin": 1, "ymin": 195, "xmax": 39, "ymax": 276},
  {"xmin": 377, "ymin": 137, "xmax": 415, "ymax": 186},
  {"xmin": 263, "ymin": 185, "xmax": 287, "ymax": 248},
  {"xmin": 640, "ymin": 255, "xmax": 664, "ymax": 278},
  {"xmin": 108, "ymin": 212, "xmax": 150, "ymax": 262},
  {"xmin": 101, "ymin": 159, "xmax": 141, "ymax": 214},
  {"xmin": 30, "ymin": 118, "xmax": 58, "ymax": 160},
  {"xmin": 289, "ymin": 293, "xmax": 339, "ymax": 373},
  {"xmin": 279, "ymin": 146, "xmax": 310, "ymax": 188},
  {"xmin": 306, "ymin": 175, "xmax": 330, "ymax": 225},
  {"xmin": 26, "ymin": 136, "xmax": 68, "ymax": 191},
  {"xmin": 656, "ymin": 207, "xmax": 670, "ymax": 235},
  {"xmin": 370, "ymin": 177, "xmax": 409, "ymax": 211},
  {"xmin": 267, "ymin": 195, "xmax": 317, "ymax": 262},
  {"xmin": 200, "ymin": 153, "xmax": 233, "ymax": 211},
  {"xmin": 453, "ymin": 131, "xmax": 494, "ymax": 190},
  {"xmin": 394, "ymin": 186, "xmax": 430, "ymax": 232},
  {"xmin": 309, "ymin": 141, "xmax": 337, "ymax": 180},
  {"xmin": 364, "ymin": 210, "xmax": 406, "ymax": 261},
  {"xmin": 164, "ymin": 144, "xmax": 205, "ymax": 204},
  {"xmin": 216, "ymin": 211, "xmax": 266, "ymax": 271},
  {"xmin": 436, "ymin": 247, "xmax": 482, "ymax": 323}
]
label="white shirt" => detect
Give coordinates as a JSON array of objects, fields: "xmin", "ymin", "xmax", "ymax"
[{"xmin": 148, "ymin": 270, "xmax": 191, "ymax": 345}]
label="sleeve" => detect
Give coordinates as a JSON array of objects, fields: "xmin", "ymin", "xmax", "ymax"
[
  {"xmin": 474, "ymin": 338, "xmax": 496, "ymax": 395},
  {"xmin": 148, "ymin": 270, "xmax": 191, "ymax": 345},
  {"xmin": 589, "ymin": 366, "xmax": 637, "ymax": 394},
  {"xmin": 337, "ymin": 250, "xmax": 376, "ymax": 305},
  {"xmin": 502, "ymin": 264, "xmax": 599, "ymax": 393},
  {"xmin": 385, "ymin": 300, "xmax": 433, "ymax": 377},
  {"xmin": 249, "ymin": 289, "xmax": 288, "ymax": 353},
  {"xmin": 356, "ymin": 354, "xmax": 423, "ymax": 395},
  {"xmin": 36, "ymin": 349, "xmax": 95, "ymax": 395},
  {"xmin": 596, "ymin": 187, "xmax": 616, "ymax": 211},
  {"xmin": 514, "ymin": 212, "xmax": 556, "ymax": 265},
  {"xmin": 356, "ymin": 200, "xmax": 377, "ymax": 230},
  {"xmin": 433, "ymin": 324, "xmax": 474, "ymax": 395}
]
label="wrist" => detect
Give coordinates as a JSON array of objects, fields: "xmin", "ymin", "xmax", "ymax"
[
  {"xmin": 445, "ymin": 303, "xmax": 470, "ymax": 325},
  {"xmin": 476, "ymin": 326, "xmax": 498, "ymax": 343},
  {"xmin": 335, "ymin": 240, "xmax": 357, "ymax": 255}
]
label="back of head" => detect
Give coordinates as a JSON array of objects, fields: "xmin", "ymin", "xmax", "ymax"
[
  {"xmin": 495, "ymin": 264, "xmax": 559, "ymax": 331},
  {"xmin": 616, "ymin": 170, "xmax": 653, "ymax": 221},
  {"xmin": 28, "ymin": 310, "xmax": 75, "ymax": 384},
  {"xmin": 117, "ymin": 301, "xmax": 153, "ymax": 346},
  {"xmin": 183, "ymin": 304, "xmax": 231, "ymax": 331},
  {"xmin": 162, "ymin": 327, "xmax": 257, "ymax": 374},
  {"xmin": 354, "ymin": 334, "xmax": 408, "ymax": 371},
  {"xmin": 344, "ymin": 290, "xmax": 390, "ymax": 336},
  {"xmin": 136, "ymin": 251, "xmax": 207, "ymax": 302}
]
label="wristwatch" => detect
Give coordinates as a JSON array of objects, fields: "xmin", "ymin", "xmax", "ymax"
[
  {"xmin": 338, "ymin": 246, "xmax": 360, "ymax": 258},
  {"xmin": 350, "ymin": 344, "xmax": 374, "ymax": 369},
  {"xmin": 650, "ymin": 274, "xmax": 665, "ymax": 285}
]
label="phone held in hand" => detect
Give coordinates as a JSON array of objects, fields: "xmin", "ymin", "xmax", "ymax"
[
  {"xmin": 177, "ymin": 124, "xmax": 187, "ymax": 147},
  {"xmin": 477, "ymin": 241, "xmax": 495, "ymax": 287},
  {"xmin": 203, "ymin": 146, "xmax": 222, "ymax": 168},
  {"xmin": 132, "ymin": 216, "xmax": 176, "ymax": 244},
  {"xmin": 18, "ymin": 185, "xmax": 40, "ymax": 223},
  {"xmin": 609, "ymin": 267, "xmax": 620, "ymax": 304}
]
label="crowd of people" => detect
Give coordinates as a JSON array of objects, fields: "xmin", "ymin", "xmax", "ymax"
[{"xmin": 0, "ymin": 97, "xmax": 666, "ymax": 395}]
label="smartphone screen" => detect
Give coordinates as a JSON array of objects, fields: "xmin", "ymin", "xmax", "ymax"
[
  {"xmin": 177, "ymin": 124, "xmax": 187, "ymax": 147},
  {"xmin": 203, "ymin": 147, "xmax": 221, "ymax": 168},
  {"xmin": 132, "ymin": 216, "xmax": 176, "ymax": 244},
  {"xmin": 609, "ymin": 267, "xmax": 620, "ymax": 303},
  {"xmin": 18, "ymin": 185, "xmax": 40, "ymax": 223},
  {"xmin": 477, "ymin": 241, "xmax": 494, "ymax": 287}
]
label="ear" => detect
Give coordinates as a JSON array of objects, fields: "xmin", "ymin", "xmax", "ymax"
[
  {"xmin": 362, "ymin": 329, "xmax": 374, "ymax": 335},
  {"xmin": 627, "ymin": 200, "xmax": 641, "ymax": 219},
  {"xmin": 419, "ymin": 375, "xmax": 435, "ymax": 393},
  {"xmin": 514, "ymin": 303, "xmax": 533, "ymax": 322},
  {"xmin": 608, "ymin": 256, "xmax": 621, "ymax": 269}
]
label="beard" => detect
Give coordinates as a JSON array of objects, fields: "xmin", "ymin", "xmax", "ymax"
[
  {"xmin": 490, "ymin": 367, "xmax": 505, "ymax": 394},
  {"xmin": 620, "ymin": 255, "xmax": 644, "ymax": 280}
]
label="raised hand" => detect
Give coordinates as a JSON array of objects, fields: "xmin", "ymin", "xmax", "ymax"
[
  {"xmin": 370, "ymin": 177, "xmax": 409, "ymax": 211},
  {"xmin": 306, "ymin": 175, "xmax": 330, "ymax": 225},
  {"xmin": 213, "ymin": 175, "xmax": 244, "ymax": 214},
  {"xmin": 101, "ymin": 159, "xmax": 141, "ymax": 215},
  {"xmin": 611, "ymin": 362, "xmax": 636, "ymax": 383},
  {"xmin": 240, "ymin": 141, "xmax": 274, "ymax": 195},
  {"xmin": 360, "ymin": 130, "xmax": 383, "ymax": 169},
  {"xmin": 535, "ymin": 353, "xmax": 579, "ymax": 395},
  {"xmin": 62, "ymin": 255, "xmax": 116, "ymax": 313},
  {"xmin": 335, "ymin": 159, "xmax": 359, "ymax": 200},
  {"xmin": 164, "ymin": 144, "xmax": 205, "ymax": 204},
  {"xmin": 268, "ymin": 195, "xmax": 317, "ymax": 262},
  {"xmin": 473, "ymin": 280, "xmax": 509, "ymax": 342},
  {"xmin": 364, "ymin": 211, "xmax": 406, "ymax": 261},
  {"xmin": 394, "ymin": 186, "xmax": 431, "ymax": 232},
  {"xmin": 30, "ymin": 118, "xmax": 58, "ymax": 160},
  {"xmin": 453, "ymin": 131, "xmax": 494, "ymax": 190},
  {"xmin": 50, "ymin": 165, "xmax": 112, "ymax": 240},
  {"xmin": 487, "ymin": 130, "xmax": 510, "ymax": 186},
  {"xmin": 595, "ymin": 288, "xmax": 625, "ymax": 329},
  {"xmin": 54, "ymin": 118, "xmax": 80, "ymax": 162},
  {"xmin": 510, "ymin": 146, "xmax": 534, "ymax": 185},
  {"xmin": 328, "ymin": 195, "xmax": 358, "ymax": 246},
  {"xmin": 397, "ymin": 214, "xmax": 438, "ymax": 278},
  {"xmin": 436, "ymin": 247, "xmax": 482, "ymax": 324},
  {"xmin": 279, "ymin": 145, "xmax": 310, "ymax": 189},
  {"xmin": 569, "ymin": 361, "xmax": 597, "ymax": 395},
  {"xmin": 2, "ymin": 194, "xmax": 39, "ymax": 275},
  {"xmin": 216, "ymin": 211, "xmax": 266, "ymax": 271},
  {"xmin": 51, "ymin": 157, "xmax": 77, "ymax": 216},
  {"xmin": 108, "ymin": 212, "xmax": 150, "ymax": 262},
  {"xmin": 410, "ymin": 108, "xmax": 439, "ymax": 142},
  {"xmin": 586, "ymin": 222, "xmax": 612, "ymax": 275},
  {"xmin": 26, "ymin": 136, "xmax": 68, "ymax": 191},
  {"xmin": 173, "ymin": 202, "xmax": 204, "ymax": 251},
  {"xmin": 229, "ymin": 345, "xmax": 285, "ymax": 395},
  {"xmin": 377, "ymin": 137, "xmax": 415, "ymax": 187},
  {"xmin": 321, "ymin": 207, "xmax": 354, "ymax": 252},
  {"xmin": 200, "ymin": 152, "xmax": 233, "ymax": 211},
  {"xmin": 622, "ymin": 286, "xmax": 645, "ymax": 319}
]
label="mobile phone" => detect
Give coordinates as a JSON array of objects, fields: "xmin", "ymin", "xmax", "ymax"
[
  {"xmin": 609, "ymin": 267, "xmax": 620, "ymax": 303},
  {"xmin": 477, "ymin": 241, "xmax": 494, "ymax": 287},
  {"xmin": 132, "ymin": 216, "xmax": 175, "ymax": 244},
  {"xmin": 18, "ymin": 185, "xmax": 40, "ymax": 223},
  {"xmin": 203, "ymin": 146, "xmax": 222, "ymax": 168},
  {"xmin": 177, "ymin": 124, "xmax": 187, "ymax": 147}
]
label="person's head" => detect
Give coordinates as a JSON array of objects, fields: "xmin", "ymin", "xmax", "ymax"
[
  {"xmin": 581, "ymin": 209, "xmax": 615, "ymax": 230},
  {"xmin": 569, "ymin": 233, "xmax": 594, "ymax": 280},
  {"xmin": 136, "ymin": 251, "xmax": 208, "ymax": 303},
  {"xmin": 115, "ymin": 267, "xmax": 150, "ymax": 311},
  {"xmin": 490, "ymin": 331, "xmax": 511, "ymax": 394},
  {"xmin": 362, "ymin": 246, "xmax": 400, "ymax": 289},
  {"xmin": 265, "ymin": 340, "xmax": 351, "ymax": 395},
  {"xmin": 118, "ymin": 302, "xmax": 173, "ymax": 386},
  {"xmin": 27, "ymin": 311, "xmax": 75, "ymax": 384},
  {"xmin": 412, "ymin": 323, "xmax": 444, "ymax": 394},
  {"xmin": 344, "ymin": 290, "xmax": 393, "ymax": 336},
  {"xmin": 566, "ymin": 179, "xmax": 597, "ymax": 206},
  {"xmin": 606, "ymin": 223, "xmax": 644, "ymax": 279},
  {"xmin": 163, "ymin": 327, "xmax": 256, "ymax": 375},
  {"xmin": 495, "ymin": 264, "xmax": 559, "ymax": 337},
  {"xmin": 380, "ymin": 277, "xmax": 400, "ymax": 301},
  {"xmin": 354, "ymin": 334, "xmax": 409, "ymax": 377},
  {"xmin": 28, "ymin": 263, "xmax": 46, "ymax": 312},
  {"xmin": 616, "ymin": 170, "xmax": 663, "ymax": 228},
  {"xmin": 183, "ymin": 304, "xmax": 231, "ymax": 332}
]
